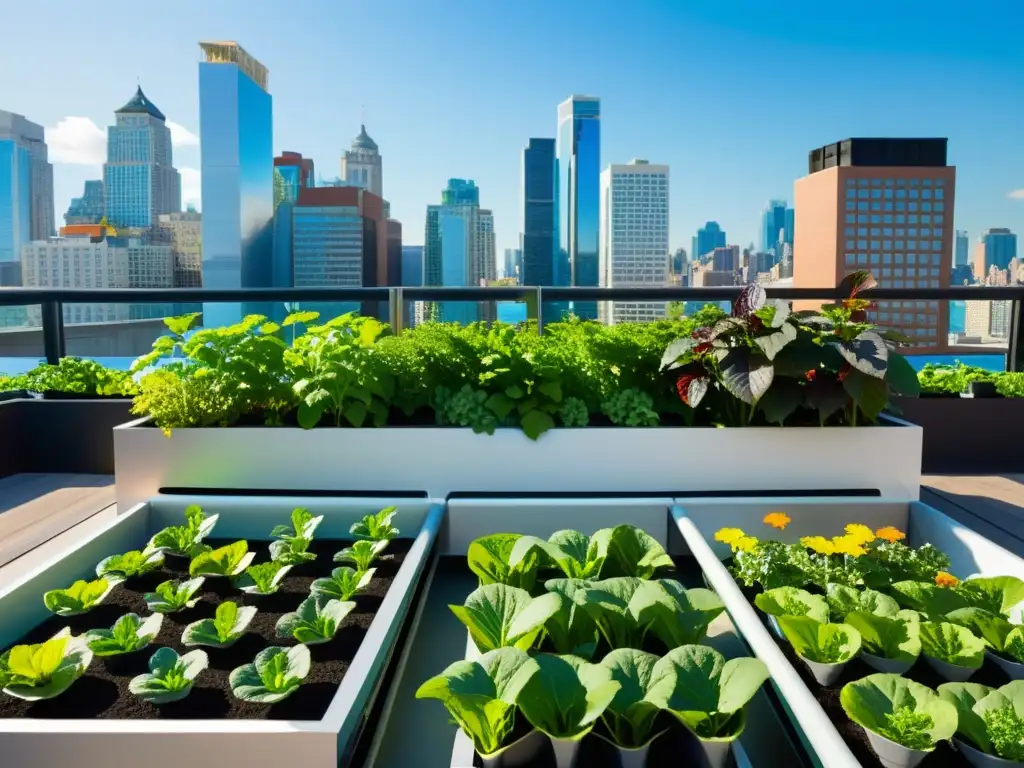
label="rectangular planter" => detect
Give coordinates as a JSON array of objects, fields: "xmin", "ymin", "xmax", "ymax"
[
  {"xmin": 113, "ymin": 417, "xmax": 923, "ymax": 509},
  {"xmin": 671, "ymin": 497, "xmax": 1024, "ymax": 768},
  {"xmin": 365, "ymin": 498, "xmax": 805, "ymax": 768},
  {"xmin": 0, "ymin": 494, "xmax": 443, "ymax": 768},
  {"xmin": 0, "ymin": 398, "xmax": 134, "ymax": 478},
  {"xmin": 892, "ymin": 395, "xmax": 1024, "ymax": 473}
]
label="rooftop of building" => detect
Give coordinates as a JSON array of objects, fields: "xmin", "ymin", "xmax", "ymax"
[
  {"xmin": 350, "ymin": 124, "xmax": 378, "ymax": 152},
  {"xmin": 115, "ymin": 86, "xmax": 166, "ymax": 121},
  {"xmin": 199, "ymin": 41, "xmax": 269, "ymax": 91}
]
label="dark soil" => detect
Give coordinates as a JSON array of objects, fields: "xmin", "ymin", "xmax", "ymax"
[{"xmin": 0, "ymin": 537, "xmax": 411, "ymax": 721}]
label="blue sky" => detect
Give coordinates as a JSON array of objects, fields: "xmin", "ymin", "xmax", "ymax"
[{"xmin": 2, "ymin": 0, "xmax": 1022, "ymax": 254}]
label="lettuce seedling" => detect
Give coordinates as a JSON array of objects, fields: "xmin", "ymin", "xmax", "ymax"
[
  {"xmin": 144, "ymin": 577, "xmax": 205, "ymax": 613},
  {"xmin": 415, "ymin": 647, "xmax": 538, "ymax": 758},
  {"xmin": 189, "ymin": 540, "xmax": 254, "ymax": 578},
  {"xmin": 939, "ymin": 681, "xmax": 1024, "ymax": 761},
  {"xmin": 43, "ymin": 577, "xmax": 116, "ymax": 616},
  {"xmin": 636, "ymin": 580, "xmax": 725, "ymax": 648},
  {"xmin": 230, "ymin": 645, "xmax": 311, "ymax": 704},
  {"xmin": 467, "ymin": 533, "xmax": 543, "ymax": 590},
  {"xmin": 777, "ymin": 616, "xmax": 862, "ymax": 664},
  {"xmin": 825, "ymin": 583, "xmax": 900, "ymax": 621},
  {"xmin": 269, "ymin": 536, "xmax": 316, "ymax": 565},
  {"xmin": 599, "ymin": 649, "xmax": 671, "ymax": 748},
  {"xmin": 85, "ymin": 613, "xmax": 164, "ymax": 656},
  {"xmin": 845, "ymin": 610, "xmax": 922, "ymax": 664},
  {"xmin": 754, "ymin": 586, "xmax": 829, "ymax": 623},
  {"xmin": 269, "ymin": 507, "xmax": 323, "ymax": 565},
  {"xmin": 589, "ymin": 525, "xmax": 673, "ymax": 579},
  {"xmin": 0, "ymin": 629, "xmax": 93, "ymax": 701},
  {"xmin": 648, "ymin": 645, "xmax": 769, "ymax": 741},
  {"xmin": 890, "ymin": 580, "xmax": 971, "ymax": 619},
  {"xmin": 129, "ymin": 647, "xmax": 208, "ymax": 705},
  {"xmin": 146, "ymin": 505, "xmax": 219, "ymax": 558},
  {"xmin": 920, "ymin": 621, "xmax": 986, "ymax": 669},
  {"xmin": 183, "ymin": 601, "xmax": 257, "ymax": 648},
  {"xmin": 946, "ymin": 607, "xmax": 1024, "ymax": 662},
  {"xmin": 517, "ymin": 653, "xmax": 620, "ymax": 743},
  {"xmin": 333, "ymin": 539, "xmax": 388, "ymax": 571},
  {"xmin": 96, "ymin": 549, "xmax": 164, "ymax": 580},
  {"xmin": 276, "ymin": 595, "xmax": 354, "ymax": 645},
  {"xmin": 842, "ymin": 673, "xmax": 957, "ymax": 752},
  {"xmin": 350, "ymin": 506, "xmax": 399, "ymax": 542},
  {"xmin": 450, "ymin": 583, "xmax": 562, "ymax": 653},
  {"xmin": 235, "ymin": 561, "xmax": 292, "ymax": 596},
  {"xmin": 311, "ymin": 566, "xmax": 375, "ymax": 601},
  {"xmin": 577, "ymin": 577, "xmax": 653, "ymax": 650},
  {"xmin": 511, "ymin": 529, "xmax": 606, "ymax": 580},
  {"xmin": 544, "ymin": 579, "xmax": 599, "ymax": 658}
]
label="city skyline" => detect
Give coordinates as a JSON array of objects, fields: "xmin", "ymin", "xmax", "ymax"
[{"xmin": 1, "ymin": 0, "xmax": 1021, "ymax": 259}]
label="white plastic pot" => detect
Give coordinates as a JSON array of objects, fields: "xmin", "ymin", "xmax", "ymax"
[
  {"xmin": 592, "ymin": 730, "xmax": 660, "ymax": 768},
  {"xmin": 479, "ymin": 730, "xmax": 548, "ymax": 768},
  {"xmin": 801, "ymin": 657, "xmax": 848, "ymax": 686},
  {"xmin": 547, "ymin": 736, "xmax": 581, "ymax": 768},
  {"xmin": 861, "ymin": 652, "xmax": 916, "ymax": 675},
  {"xmin": 986, "ymin": 649, "xmax": 1024, "ymax": 680},
  {"xmin": 955, "ymin": 736, "xmax": 1023, "ymax": 767},
  {"xmin": 864, "ymin": 728, "xmax": 930, "ymax": 768},
  {"xmin": 678, "ymin": 731, "xmax": 736, "ymax": 768},
  {"xmin": 924, "ymin": 655, "xmax": 978, "ymax": 682}
]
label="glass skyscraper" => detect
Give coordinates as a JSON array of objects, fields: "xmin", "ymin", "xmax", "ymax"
[
  {"xmin": 522, "ymin": 137, "xmax": 556, "ymax": 287},
  {"xmin": 557, "ymin": 96, "xmax": 600, "ymax": 320},
  {"xmin": 199, "ymin": 41, "xmax": 274, "ymax": 327},
  {"xmin": 760, "ymin": 199, "xmax": 790, "ymax": 252},
  {"xmin": 692, "ymin": 221, "xmax": 726, "ymax": 263},
  {"xmin": 0, "ymin": 110, "xmax": 53, "ymax": 286}
]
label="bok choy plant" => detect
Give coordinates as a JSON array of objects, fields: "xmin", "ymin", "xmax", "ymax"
[
  {"xmin": 95, "ymin": 549, "xmax": 164, "ymax": 580},
  {"xmin": 269, "ymin": 507, "xmax": 323, "ymax": 565},
  {"xmin": 235, "ymin": 561, "xmax": 292, "ymax": 596},
  {"xmin": 946, "ymin": 607, "xmax": 1024, "ymax": 663},
  {"xmin": 146, "ymin": 505, "xmax": 219, "ymax": 558},
  {"xmin": 598, "ymin": 649, "xmax": 672, "ymax": 749},
  {"xmin": 189, "ymin": 540, "xmax": 254, "ymax": 578},
  {"xmin": 230, "ymin": 645, "xmax": 311, "ymax": 703},
  {"xmin": 43, "ymin": 577, "xmax": 117, "ymax": 616},
  {"xmin": 845, "ymin": 610, "xmax": 922, "ymax": 666},
  {"xmin": 129, "ymin": 647, "xmax": 208, "ymax": 705},
  {"xmin": 311, "ymin": 566, "xmax": 375, "ymax": 601},
  {"xmin": 276, "ymin": 596, "xmax": 354, "ymax": 644},
  {"xmin": 543, "ymin": 579, "xmax": 599, "ymax": 658},
  {"xmin": 350, "ymin": 506, "xmax": 399, "ymax": 542},
  {"xmin": 333, "ymin": 540, "xmax": 388, "ymax": 572},
  {"xmin": 0, "ymin": 628, "xmax": 92, "ymax": 700},
  {"xmin": 825, "ymin": 583, "xmax": 900, "ymax": 621},
  {"xmin": 450, "ymin": 583, "xmax": 562, "ymax": 653},
  {"xmin": 516, "ymin": 653, "xmax": 620, "ymax": 744},
  {"xmin": 842, "ymin": 674, "xmax": 957, "ymax": 752},
  {"xmin": 939, "ymin": 681, "xmax": 1024, "ymax": 762},
  {"xmin": 182, "ymin": 601, "xmax": 257, "ymax": 648},
  {"xmin": 84, "ymin": 613, "xmax": 164, "ymax": 656},
  {"xmin": 144, "ymin": 577, "xmax": 205, "ymax": 613},
  {"xmin": 467, "ymin": 533, "xmax": 544, "ymax": 590},
  {"xmin": 754, "ymin": 586, "xmax": 829, "ymax": 623},
  {"xmin": 777, "ymin": 616, "xmax": 862, "ymax": 664}
]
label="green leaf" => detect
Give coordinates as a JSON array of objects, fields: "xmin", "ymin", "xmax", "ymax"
[
  {"xmin": 143, "ymin": 577, "xmax": 205, "ymax": 613},
  {"xmin": 577, "ymin": 577, "xmax": 651, "ymax": 650},
  {"xmin": 349, "ymin": 507, "xmax": 397, "ymax": 541},
  {"xmin": 517, "ymin": 653, "xmax": 620, "ymax": 741},
  {"xmin": 543, "ymin": 579, "xmax": 599, "ymax": 658},
  {"xmin": 841, "ymin": 673, "xmax": 958, "ymax": 750},
  {"xmin": 937, "ymin": 682, "xmax": 995, "ymax": 753},
  {"xmin": 590, "ymin": 525, "xmax": 672, "ymax": 579},
  {"xmin": 146, "ymin": 509, "xmax": 219, "ymax": 557},
  {"xmin": 845, "ymin": 611, "xmax": 921, "ymax": 663},
  {"xmin": 275, "ymin": 596, "xmax": 354, "ymax": 645},
  {"xmin": 164, "ymin": 312, "xmax": 201, "ymax": 336},
  {"xmin": 890, "ymin": 580, "xmax": 971, "ymax": 618},
  {"xmin": 958, "ymin": 681, "xmax": 1024, "ymax": 760},
  {"xmin": 282, "ymin": 310, "xmax": 320, "ymax": 327},
  {"xmin": 189, "ymin": 541, "xmax": 253, "ymax": 577},
  {"xmin": 85, "ymin": 613, "xmax": 163, "ymax": 656},
  {"xmin": 538, "ymin": 381, "xmax": 563, "ymax": 403},
  {"xmin": 504, "ymin": 385, "xmax": 525, "ymax": 399},
  {"xmin": 43, "ymin": 578, "xmax": 115, "ymax": 616},
  {"xmin": 236, "ymin": 562, "xmax": 292, "ymax": 595},
  {"xmin": 832, "ymin": 331, "xmax": 888, "ymax": 378},
  {"xmin": 230, "ymin": 645, "xmax": 310, "ymax": 704},
  {"xmin": 719, "ymin": 349, "xmax": 774, "ymax": 405},
  {"xmin": 945, "ymin": 607, "xmax": 1016, "ymax": 653},
  {"xmin": 885, "ymin": 353, "xmax": 921, "ymax": 396},
  {"xmin": 754, "ymin": 322, "xmax": 797, "ymax": 361},
  {"xmin": 96, "ymin": 550, "xmax": 165, "ymax": 580},
  {"xmin": 633, "ymin": 580, "xmax": 725, "ymax": 648},
  {"xmin": 129, "ymin": 648, "xmax": 208, "ymax": 705},
  {"xmin": 449, "ymin": 584, "xmax": 562, "ymax": 653},
  {"xmin": 754, "ymin": 586, "xmax": 829, "ymax": 623},
  {"xmin": 777, "ymin": 616, "xmax": 861, "ymax": 664},
  {"xmin": 757, "ymin": 379, "xmax": 803, "ymax": 426},
  {"xmin": 544, "ymin": 530, "xmax": 605, "ymax": 580},
  {"xmin": 598, "ymin": 649, "xmax": 670, "ymax": 748},
  {"xmin": 919, "ymin": 621, "xmax": 986, "ymax": 668},
  {"xmin": 520, "ymin": 409, "xmax": 555, "ymax": 440},
  {"xmin": 297, "ymin": 398, "xmax": 326, "ymax": 429},
  {"xmin": 467, "ymin": 533, "xmax": 539, "ymax": 589},
  {"xmin": 344, "ymin": 400, "xmax": 368, "ymax": 428},
  {"xmin": 957, "ymin": 576, "xmax": 1024, "ymax": 617},
  {"xmin": 843, "ymin": 369, "xmax": 889, "ymax": 420},
  {"xmin": 333, "ymin": 539, "xmax": 388, "ymax": 571},
  {"xmin": 1, "ymin": 630, "xmax": 92, "ymax": 701},
  {"xmin": 485, "ymin": 393, "xmax": 516, "ymax": 420},
  {"xmin": 182, "ymin": 602, "xmax": 257, "ymax": 648},
  {"xmin": 311, "ymin": 566, "xmax": 375, "ymax": 601},
  {"xmin": 826, "ymin": 583, "xmax": 899, "ymax": 621}
]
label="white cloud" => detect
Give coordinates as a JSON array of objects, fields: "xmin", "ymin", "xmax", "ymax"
[
  {"xmin": 180, "ymin": 167, "xmax": 201, "ymax": 210},
  {"xmin": 46, "ymin": 116, "xmax": 106, "ymax": 165},
  {"xmin": 1009, "ymin": 189, "xmax": 1024, "ymax": 200},
  {"xmin": 167, "ymin": 121, "xmax": 199, "ymax": 147}
]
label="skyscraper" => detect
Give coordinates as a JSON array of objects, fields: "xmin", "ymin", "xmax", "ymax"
[
  {"xmin": 65, "ymin": 180, "xmax": 105, "ymax": 225},
  {"xmin": 273, "ymin": 151, "xmax": 314, "ymax": 209},
  {"xmin": 522, "ymin": 137, "xmax": 556, "ymax": 287},
  {"xmin": 760, "ymin": 199, "xmax": 788, "ymax": 252},
  {"xmin": 599, "ymin": 160, "xmax": 670, "ymax": 324},
  {"xmin": 974, "ymin": 228, "xmax": 1017, "ymax": 276},
  {"xmin": 794, "ymin": 137, "xmax": 954, "ymax": 350},
  {"xmin": 104, "ymin": 87, "xmax": 181, "ymax": 229},
  {"xmin": 199, "ymin": 41, "xmax": 273, "ymax": 327},
  {"xmin": 158, "ymin": 211, "xmax": 203, "ymax": 287},
  {"xmin": 503, "ymin": 248, "xmax": 522, "ymax": 280},
  {"xmin": 691, "ymin": 222, "xmax": 726, "ymax": 263},
  {"xmin": 557, "ymin": 96, "xmax": 600, "ymax": 319},
  {"xmin": 0, "ymin": 110, "xmax": 53, "ymax": 285},
  {"xmin": 955, "ymin": 229, "xmax": 969, "ymax": 268},
  {"xmin": 341, "ymin": 125, "xmax": 382, "ymax": 198}
]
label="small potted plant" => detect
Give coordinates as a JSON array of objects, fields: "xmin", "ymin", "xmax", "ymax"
[
  {"xmin": 947, "ymin": 607, "xmax": 1024, "ymax": 680},
  {"xmin": 596, "ymin": 648, "xmax": 671, "ymax": 767},
  {"xmin": 939, "ymin": 681, "xmax": 1024, "ymax": 767},
  {"xmin": 777, "ymin": 615, "xmax": 862, "ymax": 686},
  {"xmin": 449, "ymin": 583, "xmax": 561, "ymax": 653},
  {"xmin": 754, "ymin": 586, "xmax": 829, "ymax": 639},
  {"xmin": 845, "ymin": 610, "xmax": 922, "ymax": 674},
  {"xmin": 920, "ymin": 620, "xmax": 986, "ymax": 681}
]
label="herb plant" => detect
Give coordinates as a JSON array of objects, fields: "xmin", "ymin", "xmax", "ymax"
[
  {"xmin": 10, "ymin": 357, "xmax": 136, "ymax": 396},
  {"xmin": 311, "ymin": 566, "xmax": 375, "ymax": 601},
  {"xmin": 350, "ymin": 506, "xmax": 399, "ymax": 542},
  {"xmin": 235, "ymin": 561, "xmax": 292, "ymax": 596},
  {"xmin": 939, "ymin": 681, "xmax": 1024, "ymax": 761},
  {"xmin": 85, "ymin": 613, "xmax": 164, "ymax": 656},
  {"xmin": 516, "ymin": 653, "xmax": 620, "ymax": 743},
  {"xmin": 43, "ymin": 577, "xmax": 116, "ymax": 616},
  {"xmin": 189, "ymin": 540, "xmax": 254, "ymax": 577},
  {"xmin": 276, "ymin": 596, "xmax": 354, "ymax": 644},
  {"xmin": 841, "ymin": 674, "xmax": 957, "ymax": 752},
  {"xmin": 230, "ymin": 645, "xmax": 311, "ymax": 704},
  {"xmin": 450, "ymin": 583, "xmax": 562, "ymax": 653},
  {"xmin": 182, "ymin": 601, "xmax": 257, "ymax": 648},
  {"xmin": 96, "ymin": 549, "xmax": 164, "ymax": 580},
  {"xmin": 129, "ymin": 647, "xmax": 208, "ymax": 704},
  {"xmin": 144, "ymin": 577, "xmax": 206, "ymax": 613},
  {"xmin": 0, "ymin": 629, "xmax": 93, "ymax": 700},
  {"xmin": 147, "ymin": 505, "xmax": 219, "ymax": 558},
  {"xmin": 333, "ymin": 540, "xmax": 388, "ymax": 571}
]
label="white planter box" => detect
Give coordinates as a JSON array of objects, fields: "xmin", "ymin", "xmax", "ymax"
[
  {"xmin": 113, "ymin": 417, "xmax": 923, "ymax": 509},
  {"xmin": 671, "ymin": 497, "xmax": 1024, "ymax": 768},
  {"xmin": 0, "ymin": 495, "xmax": 443, "ymax": 768}
]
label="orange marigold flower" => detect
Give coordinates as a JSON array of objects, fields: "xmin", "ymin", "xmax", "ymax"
[
  {"xmin": 763, "ymin": 512, "xmax": 792, "ymax": 530},
  {"xmin": 844, "ymin": 523, "xmax": 876, "ymax": 544},
  {"xmin": 875, "ymin": 526, "xmax": 906, "ymax": 543},
  {"xmin": 935, "ymin": 571, "xmax": 959, "ymax": 588}
]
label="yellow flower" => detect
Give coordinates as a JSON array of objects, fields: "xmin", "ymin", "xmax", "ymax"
[
  {"xmin": 844, "ymin": 523, "xmax": 876, "ymax": 545},
  {"xmin": 763, "ymin": 512, "xmax": 792, "ymax": 530},
  {"xmin": 831, "ymin": 535, "xmax": 868, "ymax": 557},
  {"xmin": 801, "ymin": 536, "xmax": 836, "ymax": 556},
  {"xmin": 875, "ymin": 526, "xmax": 906, "ymax": 543},
  {"xmin": 935, "ymin": 571, "xmax": 959, "ymax": 588},
  {"xmin": 733, "ymin": 536, "xmax": 759, "ymax": 553},
  {"xmin": 715, "ymin": 528, "xmax": 746, "ymax": 546}
]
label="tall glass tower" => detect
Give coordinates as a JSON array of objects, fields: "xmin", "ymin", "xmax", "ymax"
[
  {"xmin": 521, "ymin": 138, "xmax": 556, "ymax": 287},
  {"xmin": 760, "ymin": 199, "xmax": 788, "ymax": 253},
  {"xmin": 199, "ymin": 41, "xmax": 273, "ymax": 327},
  {"xmin": 0, "ymin": 110, "xmax": 54, "ymax": 286},
  {"xmin": 557, "ymin": 96, "xmax": 600, "ymax": 320}
]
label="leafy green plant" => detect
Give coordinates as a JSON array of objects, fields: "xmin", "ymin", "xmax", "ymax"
[
  {"xmin": 939, "ymin": 681, "xmax": 1024, "ymax": 761},
  {"xmin": 276, "ymin": 596, "xmax": 354, "ymax": 644},
  {"xmin": 269, "ymin": 507, "xmax": 322, "ymax": 565},
  {"xmin": 182, "ymin": 601, "xmax": 257, "ymax": 648},
  {"xmin": 648, "ymin": 645, "xmax": 770, "ymax": 741},
  {"xmin": 559, "ymin": 397, "xmax": 589, "ymax": 427},
  {"xmin": 311, "ymin": 566, "xmax": 375, "ymax": 601},
  {"xmin": 43, "ymin": 577, "xmax": 116, "ymax": 616},
  {"xmin": 954, "ymin": 576, "xmax": 1024, "ymax": 618},
  {"xmin": 543, "ymin": 579, "xmax": 599, "ymax": 658},
  {"xmin": 350, "ymin": 506, "xmax": 399, "ymax": 541},
  {"xmin": 129, "ymin": 647, "xmax": 208, "ymax": 705},
  {"xmin": 235, "ymin": 561, "xmax": 292, "ymax": 596},
  {"xmin": 946, "ymin": 607, "xmax": 1024, "ymax": 662},
  {"xmin": 917, "ymin": 362, "xmax": 994, "ymax": 396},
  {"xmin": 511, "ymin": 529, "xmax": 606, "ymax": 580},
  {"xmin": 841, "ymin": 673, "xmax": 957, "ymax": 751},
  {"xmin": 825, "ymin": 583, "xmax": 899, "ymax": 621},
  {"xmin": 890, "ymin": 580, "xmax": 970, "ymax": 618},
  {"xmin": 415, "ymin": 647, "xmax": 539, "ymax": 758},
  {"xmin": 230, "ymin": 645, "xmax": 311, "ymax": 704},
  {"xmin": 84, "ymin": 613, "xmax": 164, "ymax": 656},
  {"xmin": 577, "ymin": 577, "xmax": 652, "ymax": 650},
  {"xmin": 919, "ymin": 621, "xmax": 986, "ymax": 668},
  {"xmin": 754, "ymin": 586, "xmax": 830, "ymax": 623},
  {"xmin": 435, "ymin": 384, "xmax": 498, "ymax": 434},
  {"xmin": 450, "ymin": 583, "xmax": 562, "ymax": 653},
  {"xmin": 11, "ymin": 356, "xmax": 136, "ymax": 396},
  {"xmin": 270, "ymin": 506, "xmax": 323, "ymax": 542},
  {"xmin": 589, "ymin": 525, "xmax": 673, "ymax": 579},
  {"xmin": 189, "ymin": 540, "xmax": 254, "ymax": 577},
  {"xmin": 845, "ymin": 610, "xmax": 922, "ymax": 664},
  {"xmin": 996, "ymin": 373, "xmax": 1024, "ymax": 399},
  {"xmin": 333, "ymin": 539, "xmax": 388, "ymax": 571},
  {"xmin": 777, "ymin": 616, "xmax": 861, "ymax": 664},
  {"xmin": 639, "ymin": 580, "xmax": 725, "ymax": 648},
  {"xmin": 516, "ymin": 653, "xmax": 620, "ymax": 742},
  {"xmin": 598, "ymin": 649, "xmax": 671, "ymax": 748},
  {"xmin": 146, "ymin": 505, "xmax": 219, "ymax": 558},
  {"xmin": 96, "ymin": 549, "xmax": 164, "ymax": 580},
  {"xmin": 600, "ymin": 388, "xmax": 660, "ymax": 427},
  {"xmin": 144, "ymin": 577, "xmax": 205, "ymax": 613},
  {"xmin": 0, "ymin": 629, "xmax": 92, "ymax": 700},
  {"xmin": 467, "ymin": 533, "xmax": 543, "ymax": 590}
]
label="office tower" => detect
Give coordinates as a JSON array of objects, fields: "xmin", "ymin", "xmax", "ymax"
[
  {"xmin": 103, "ymin": 87, "xmax": 181, "ymax": 229},
  {"xmin": 442, "ymin": 178, "xmax": 480, "ymax": 206},
  {"xmin": 521, "ymin": 137, "xmax": 556, "ymax": 286},
  {"xmin": 672, "ymin": 247, "xmax": 688, "ymax": 275},
  {"xmin": 691, "ymin": 222, "xmax": 726, "ymax": 263},
  {"xmin": 65, "ymin": 180, "xmax": 105, "ymax": 225},
  {"xmin": 273, "ymin": 151, "xmax": 314, "ymax": 208},
  {"xmin": 598, "ymin": 160, "xmax": 670, "ymax": 323},
  {"xmin": 387, "ymin": 218, "xmax": 403, "ymax": 286},
  {"xmin": 784, "ymin": 208, "xmax": 795, "ymax": 246},
  {"xmin": 973, "ymin": 228, "xmax": 1017, "ymax": 279},
  {"xmin": 0, "ymin": 110, "xmax": 54, "ymax": 286},
  {"xmin": 341, "ymin": 125, "xmax": 382, "ymax": 198},
  {"xmin": 557, "ymin": 96, "xmax": 600, "ymax": 319},
  {"xmin": 401, "ymin": 244, "xmax": 424, "ymax": 327},
  {"xmin": 955, "ymin": 229, "xmax": 969, "ymax": 268},
  {"xmin": 199, "ymin": 41, "xmax": 273, "ymax": 327},
  {"xmin": 794, "ymin": 137, "xmax": 954, "ymax": 350},
  {"xmin": 760, "ymin": 199, "xmax": 788, "ymax": 252},
  {"xmin": 158, "ymin": 211, "xmax": 203, "ymax": 287},
  {"xmin": 503, "ymin": 248, "xmax": 522, "ymax": 280}
]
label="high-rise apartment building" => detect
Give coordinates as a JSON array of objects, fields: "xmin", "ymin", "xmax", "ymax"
[
  {"xmin": 691, "ymin": 222, "xmax": 726, "ymax": 263},
  {"xmin": 341, "ymin": 125, "xmax": 382, "ymax": 198},
  {"xmin": 557, "ymin": 96, "xmax": 600, "ymax": 319},
  {"xmin": 599, "ymin": 160, "xmax": 670, "ymax": 324},
  {"xmin": 199, "ymin": 41, "xmax": 274, "ymax": 327},
  {"xmin": 794, "ymin": 137, "xmax": 954, "ymax": 350},
  {"xmin": 973, "ymin": 228, "xmax": 1017, "ymax": 277},
  {"xmin": 273, "ymin": 151, "xmax": 314, "ymax": 209},
  {"xmin": 522, "ymin": 137, "xmax": 556, "ymax": 287},
  {"xmin": 65, "ymin": 180, "xmax": 105, "ymax": 225},
  {"xmin": 760, "ymin": 199, "xmax": 791, "ymax": 252},
  {"xmin": 104, "ymin": 87, "xmax": 181, "ymax": 229},
  {"xmin": 158, "ymin": 210, "xmax": 203, "ymax": 287},
  {"xmin": 955, "ymin": 229, "xmax": 969, "ymax": 268},
  {"xmin": 0, "ymin": 110, "xmax": 54, "ymax": 286}
]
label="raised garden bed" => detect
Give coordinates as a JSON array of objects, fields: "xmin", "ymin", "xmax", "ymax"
[{"xmin": 0, "ymin": 495, "xmax": 442, "ymax": 768}]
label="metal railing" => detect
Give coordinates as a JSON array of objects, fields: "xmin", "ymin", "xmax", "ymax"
[{"xmin": 1, "ymin": 285, "xmax": 1023, "ymax": 370}]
